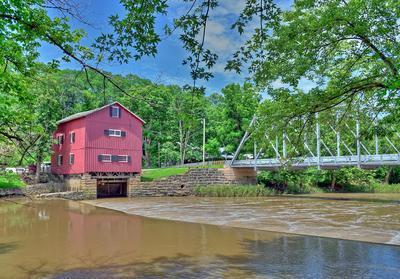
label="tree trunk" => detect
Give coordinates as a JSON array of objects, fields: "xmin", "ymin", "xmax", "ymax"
[
  {"xmin": 179, "ymin": 120, "xmax": 185, "ymax": 165},
  {"xmin": 330, "ymin": 171, "xmax": 336, "ymax": 191},
  {"xmin": 143, "ymin": 137, "xmax": 151, "ymax": 167},
  {"xmin": 384, "ymin": 167, "xmax": 392, "ymax": 184},
  {"xmin": 35, "ymin": 154, "xmax": 42, "ymax": 183},
  {"xmin": 157, "ymin": 141, "xmax": 161, "ymax": 168}
]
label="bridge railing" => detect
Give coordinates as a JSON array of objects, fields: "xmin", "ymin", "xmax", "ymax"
[{"xmin": 230, "ymin": 112, "xmax": 400, "ymax": 170}]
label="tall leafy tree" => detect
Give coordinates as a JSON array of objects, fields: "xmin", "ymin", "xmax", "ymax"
[{"xmin": 240, "ymin": 0, "xmax": 400, "ymax": 119}]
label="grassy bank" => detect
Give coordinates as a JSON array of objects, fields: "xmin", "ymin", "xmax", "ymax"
[
  {"xmin": 195, "ymin": 185, "xmax": 278, "ymax": 197},
  {"xmin": 141, "ymin": 167, "xmax": 189, "ymax": 181},
  {"xmin": 0, "ymin": 172, "xmax": 25, "ymax": 189},
  {"xmin": 345, "ymin": 183, "xmax": 400, "ymax": 193},
  {"xmin": 141, "ymin": 164, "xmax": 224, "ymax": 181},
  {"xmin": 257, "ymin": 167, "xmax": 400, "ymax": 194}
]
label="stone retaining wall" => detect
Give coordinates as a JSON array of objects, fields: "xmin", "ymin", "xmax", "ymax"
[
  {"xmin": 0, "ymin": 182, "xmax": 67, "ymax": 198},
  {"xmin": 128, "ymin": 167, "xmax": 257, "ymax": 197}
]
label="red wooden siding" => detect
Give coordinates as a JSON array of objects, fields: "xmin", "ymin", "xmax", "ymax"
[
  {"xmin": 51, "ymin": 103, "xmax": 143, "ymax": 175},
  {"xmin": 51, "ymin": 118, "xmax": 86, "ymax": 175}
]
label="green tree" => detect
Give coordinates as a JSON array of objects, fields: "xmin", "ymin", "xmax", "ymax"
[
  {"xmin": 206, "ymin": 83, "xmax": 261, "ymax": 155},
  {"xmin": 244, "ymin": 0, "xmax": 400, "ymax": 117}
]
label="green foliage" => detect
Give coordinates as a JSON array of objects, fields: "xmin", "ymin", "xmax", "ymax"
[
  {"xmin": 0, "ymin": 172, "xmax": 25, "ymax": 189},
  {"xmin": 195, "ymin": 185, "xmax": 277, "ymax": 197},
  {"xmin": 258, "ymin": 168, "xmax": 325, "ymax": 194},
  {"xmin": 342, "ymin": 182, "xmax": 400, "ymax": 193},
  {"xmin": 206, "ymin": 83, "xmax": 260, "ymax": 156},
  {"xmin": 335, "ymin": 168, "xmax": 377, "ymax": 191},
  {"xmin": 251, "ymin": 0, "xmax": 400, "ymax": 116},
  {"xmin": 258, "ymin": 167, "xmax": 400, "ymax": 194},
  {"xmin": 141, "ymin": 167, "xmax": 189, "ymax": 182}
]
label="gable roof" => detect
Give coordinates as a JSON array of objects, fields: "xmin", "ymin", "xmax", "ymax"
[{"xmin": 57, "ymin": 102, "xmax": 145, "ymax": 124}]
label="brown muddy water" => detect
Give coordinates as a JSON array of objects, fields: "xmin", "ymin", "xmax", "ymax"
[
  {"xmin": 92, "ymin": 196, "xmax": 400, "ymax": 245},
  {"xmin": 1, "ymin": 199, "xmax": 400, "ymax": 278}
]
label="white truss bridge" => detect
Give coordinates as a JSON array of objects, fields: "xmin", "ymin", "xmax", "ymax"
[{"xmin": 230, "ymin": 115, "xmax": 400, "ymax": 170}]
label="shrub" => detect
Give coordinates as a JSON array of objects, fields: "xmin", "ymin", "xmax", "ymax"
[
  {"xmin": 194, "ymin": 185, "xmax": 277, "ymax": 197},
  {"xmin": 257, "ymin": 168, "xmax": 326, "ymax": 194},
  {"xmin": 0, "ymin": 171, "xmax": 25, "ymax": 189}
]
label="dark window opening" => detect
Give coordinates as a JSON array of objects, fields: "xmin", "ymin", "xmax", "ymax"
[
  {"xmin": 70, "ymin": 132, "xmax": 75, "ymax": 143},
  {"xmin": 110, "ymin": 106, "xmax": 121, "ymax": 118},
  {"xmin": 98, "ymin": 154, "xmax": 112, "ymax": 162},
  {"xmin": 104, "ymin": 129, "xmax": 126, "ymax": 137},
  {"xmin": 97, "ymin": 181, "xmax": 127, "ymax": 198},
  {"xmin": 57, "ymin": 155, "xmax": 63, "ymax": 166},
  {"xmin": 57, "ymin": 134, "xmax": 64, "ymax": 145},
  {"xmin": 99, "ymin": 154, "xmax": 131, "ymax": 163}
]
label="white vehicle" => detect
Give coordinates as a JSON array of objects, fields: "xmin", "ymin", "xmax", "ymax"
[
  {"xmin": 243, "ymin": 154, "xmax": 254, "ymax": 160},
  {"xmin": 221, "ymin": 153, "xmax": 234, "ymax": 160},
  {"xmin": 5, "ymin": 167, "xmax": 26, "ymax": 174}
]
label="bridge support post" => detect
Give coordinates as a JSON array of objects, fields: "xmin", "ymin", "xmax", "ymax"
[
  {"xmin": 316, "ymin": 113, "xmax": 321, "ymax": 170},
  {"xmin": 230, "ymin": 116, "xmax": 256, "ymax": 166},
  {"xmin": 283, "ymin": 131, "xmax": 287, "ymax": 159},
  {"xmin": 336, "ymin": 113, "xmax": 340, "ymax": 157},
  {"xmin": 356, "ymin": 119, "xmax": 361, "ymax": 168},
  {"xmin": 222, "ymin": 166, "xmax": 257, "ymax": 185},
  {"xmin": 253, "ymin": 142, "xmax": 257, "ymax": 171},
  {"xmin": 374, "ymin": 124, "xmax": 379, "ymax": 156}
]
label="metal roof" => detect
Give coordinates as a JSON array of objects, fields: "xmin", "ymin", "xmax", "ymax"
[{"xmin": 57, "ymin": 102, "xmax": 145, "ymax": 124}]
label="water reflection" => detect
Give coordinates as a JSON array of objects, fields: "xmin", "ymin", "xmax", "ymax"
[{"xmin": 0, "ymin": 199, "xmax": 399, "ymax": 278}]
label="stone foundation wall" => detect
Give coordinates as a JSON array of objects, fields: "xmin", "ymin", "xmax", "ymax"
[
  {"xmin": 62, "ymin": 174, "xmax": 97, "ymax": 199},
  {"xmin": 45, "ymin": 167, "xmax": 257, "ymax": 199},
  {"xmin": 128, "ymin": 167, "xmax": 257, "ymax": 197}
]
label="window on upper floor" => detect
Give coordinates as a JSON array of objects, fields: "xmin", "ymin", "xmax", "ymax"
[
  {"xmin": 98, "ymin": 154, "xmax": 131, "ymax": 163},
  {"xmin": 57, "ymin": 154, "xmax": 63, "ymax": 166},
  {"xmin": 70, "ymin": 132, "xmax": 75, "ymax": 144},
  {"xmin": 116, "ymin": 155, "xmax": 129, "ymax": 163},
  {"xmin": 98, "ymin": 154, "xmax": 112, "ymax": 162},
  {"xmin": 57, "ymin": 134, "xmax": 64, "ymax": 145},
  {"xmin": 104, "ymin": 129, "xmax": 126, "ymax": 137},
  {"xmin": 110, "ymin": 106, "xmax": 121, "ymax": 118},
  {"xmin": 69, "ymin": 153, "xmax": 74, "ymax": 165}
]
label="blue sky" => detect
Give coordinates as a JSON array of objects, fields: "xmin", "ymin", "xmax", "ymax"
[{"xmin": 39, "ymin": 0, "xmax": 294, "ymax": 94}]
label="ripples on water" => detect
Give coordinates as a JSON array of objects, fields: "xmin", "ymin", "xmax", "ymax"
[
  {"xmin": 0, "ymin": 199, "xmax": 400, "ymax": 278},
  {"xmin": 94, "ymin": 197, "xmax": 400, "ymax": 245}
]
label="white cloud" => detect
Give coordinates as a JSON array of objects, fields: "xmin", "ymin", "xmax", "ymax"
[
  {"xmin": 204, "ymin": 20, "xmax": 235, "ymax": 53},
  {"xmin": 213, "ymin": 0, "xmax": 246, "ymax": 16}
]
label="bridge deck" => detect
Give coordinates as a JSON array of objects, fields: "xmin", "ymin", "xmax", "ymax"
[{"xmin": 231, "ymin": 154, "xmax": 400, "ymax": 169}]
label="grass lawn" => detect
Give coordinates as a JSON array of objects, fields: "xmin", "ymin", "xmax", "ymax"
[
  {"xmin": 0, "ymin": 172, "xmax": 25, "ymax": 189},
  {"xmin": 141, "ymin": 164, "xmax": 225, "ymax": 182},
  {"xmin": 141, "ymin": 167, "xmax": 189, "ymax": 181}
]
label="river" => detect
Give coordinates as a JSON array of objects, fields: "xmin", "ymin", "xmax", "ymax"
[{"xmin": 1, "ymin": 198, "xmax": 400, "ymax": 278}]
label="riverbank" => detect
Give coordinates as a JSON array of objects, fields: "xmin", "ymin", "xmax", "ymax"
[
  {"xmin": 287, "ymin": 192, "xmax": 400, "ymax": 203},
  {"xmin": 0, "ymin": 182, "xmax": 67, "ymax": 198},
  {"xmin": 87, "ymin": 194, "xmax": 400, "ymax": 246}
]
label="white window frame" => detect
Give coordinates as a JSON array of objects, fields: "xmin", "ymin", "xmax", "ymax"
[
  {"xmin": 111, "ymin": 106, "xmax": 120, "ymax": 118},
  {"xmin": 108, "ymin": 129, "xmax": 122, "ymax": 137},
  {"xmin": 57, "ymin": 154, "xmax": 63, "ymax": 166},
  {"xmin": 57, "ymin": 134, "xmax": 65, "ymax": 145},
  {"xmin": 70, "ymin": 131, "xmax": 75, "ymax": 143},
  {"xmin": 69, "ymin": 153, "xmax": 74, "ymax": 165},
  {"xmin": 118, "ymin": 155, "xmax": 128, "ymax": 163},
  {"xmin": 100, "ymin": 154, "xmax": 112, "ymax": 162}
]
